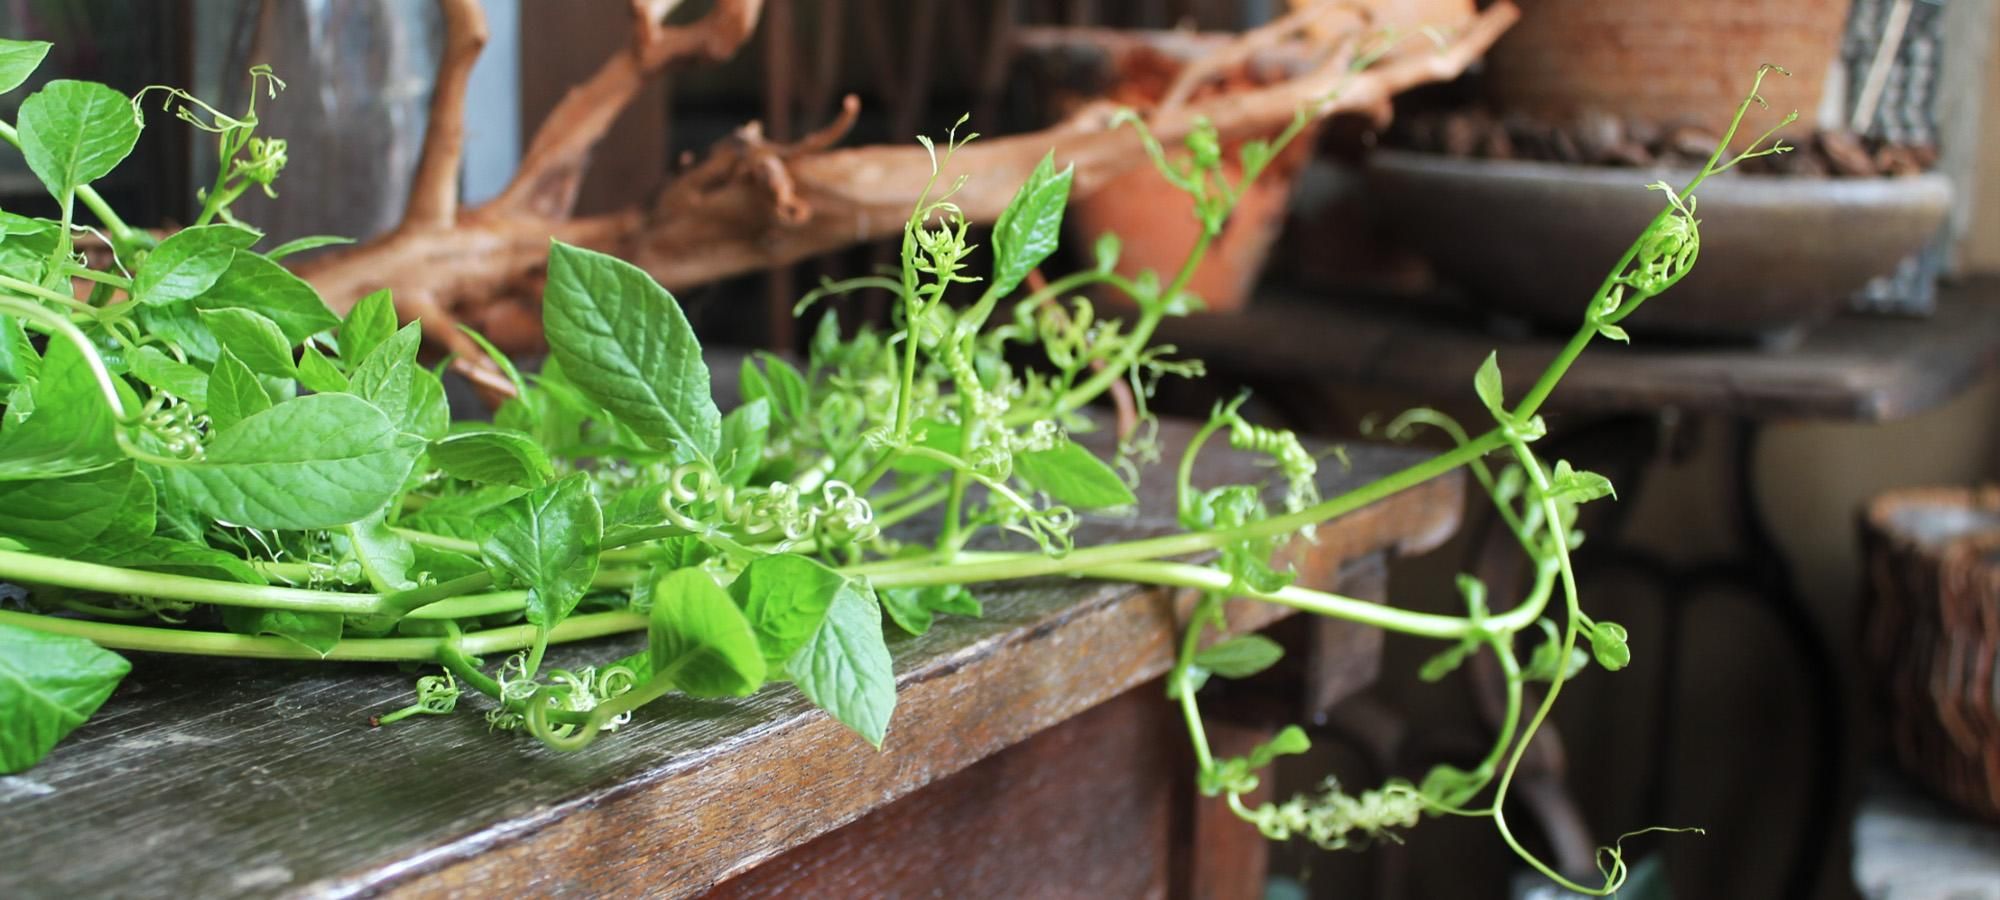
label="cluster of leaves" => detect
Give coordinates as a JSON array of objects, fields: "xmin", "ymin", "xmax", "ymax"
[
  {"xmin": 0, "ymin": 42, "xmax": 1152, "ymax": 770},
  {"xmin": 0, "ymin": 28, "xmax": 1788, "ymax": 896}
]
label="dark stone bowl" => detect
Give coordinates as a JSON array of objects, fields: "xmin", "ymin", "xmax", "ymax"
[{"xmin": 1367, "ymin": 149, "xmax": 1953, "ymax": 344}]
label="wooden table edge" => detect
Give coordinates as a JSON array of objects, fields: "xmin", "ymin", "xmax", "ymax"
[{"xmin": 303, "ymin": 472, "xmax": 1463, "ymax": 898}]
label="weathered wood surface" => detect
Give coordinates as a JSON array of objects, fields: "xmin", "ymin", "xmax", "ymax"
[
  {"xmin": 1159, "ymin": 278, "xmax": 2000, "ymax": 422},
  {"xmin": 0, "ymin": 423, "xmax": 1460, "ymax": 899},
  {"xmin": 701, "ymin": 560, "xmax": 1386, "ymax": 900}
]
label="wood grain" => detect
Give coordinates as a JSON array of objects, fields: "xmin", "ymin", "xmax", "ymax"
[{"xmin": 0, "ymin": 427, "xmax": 1460, "ymax": 899}]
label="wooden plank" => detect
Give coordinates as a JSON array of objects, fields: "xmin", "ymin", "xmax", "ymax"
[
  {"xmin": 700, "ymin": 557, "xmax": 1392, "ymax": 900},
  {"xmin": 0, "ymin": 427, "xmax": 1460, "ymax": 899},
  {"xmin": 1159, "ymin": 278, "xmax": 2000, "ymax": 423},
  {"xmin": 704, "ymin": 686, "xmax": 1185, "ymax": 899}
]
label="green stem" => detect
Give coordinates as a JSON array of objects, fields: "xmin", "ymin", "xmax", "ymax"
[
  {"xmin": 859, "ymin": 431, "xmax": 1505, "ymax": 589},
  {"xmin": 0, "ymin": 121, "xmax": 137, "ymax": 247},
  {"xmin": 939, "ymin": 383, "xmax": 975, "ymax": 554},
  {"xmin": 0, "ymin": 608, "xmax": 646, "ymax": 662},
  {"xmin": 0, "ymin": 273, "xmax": 99, "ymax": 317},
  {"xmin": 0, "ymin": 296, "xmax": 130, "ymax": 420},
  {"xmin": 381, "ymin": 572, "xmax": 493, "ymax": 616},
  {"xmin": 1481, "ymin": 445, "xmax": 1615, "ymax": 896},
  {"xmin": 63, "ymin": 265, "xmax": 131, "ymax": 290},
  {"xmin": 1174, "ymin": 593, "xmax": 1221, "ymax": 774},
  {"xmin": 390, "ymin": 527, "xmax": 482, "ymax": 557},
  {"xmin": 0, "ymin": 547, "xmax": 380, "ymax": 615},
  {"xmin": 1511, "ymin": 323, "xmax": 1595, "ymax": 424},
  {"xmin": 1032, "ymin": 555, "xmax": 1556, "ymax": 641}
]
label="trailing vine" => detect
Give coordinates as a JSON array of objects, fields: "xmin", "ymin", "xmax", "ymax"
[{"xmin": 0, "ymin": 33, "xmax": 1794, "ymax": 891}]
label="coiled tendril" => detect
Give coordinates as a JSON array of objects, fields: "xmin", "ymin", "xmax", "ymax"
[
  {"xmin": 662, "ymin": 462, "xmax": 879, "ymax": 546},
  {"xmin": 1226, "ymin": 417, "xmax": 1319, "ymax": 515},
  {"xmin": 492, "ymin": 654, "xmax": 642, "ymax": 739},
  {"xmin": 374, "ymin": 671, "xmax": 460, "ymax": 726}
]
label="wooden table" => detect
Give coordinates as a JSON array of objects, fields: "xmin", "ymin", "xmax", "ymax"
[
  {"xmin": 0, "ymin": 422, "xmax": 1461, "ymax": 898},
  {"xmin": 1160, "ymin": 278, "xmax": 2000, "ymax": 898}
]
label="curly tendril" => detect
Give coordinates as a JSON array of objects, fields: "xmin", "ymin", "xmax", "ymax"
[
  {"xmin": 374, "ymin": 671, "xmax": 460, "ymax": 726},
  {"xmin": 662, "ymin": 462, "xmax": 879, "ymax": 546},
  {"xmin": 1226, "ymin": 416, "xmax": 1319, "ymax": 515}
]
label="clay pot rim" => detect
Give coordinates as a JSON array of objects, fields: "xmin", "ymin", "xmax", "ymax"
[
  {"xmin": 1372, "ymin": 148, "xmax": 1956, "ymax": 196},
  {"xmin": 1864, "ymin": 485, "xmax": 2000, "ymax": 555}
]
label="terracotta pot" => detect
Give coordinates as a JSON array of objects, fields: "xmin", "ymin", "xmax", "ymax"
[
  {"xmin": 1483, "ymin": 0, "xmax": 1855, "ymax": 133},
  {"xmin": 1861, "ymin": 486, "xmax": 2000, "ymax": 821},
  {"xmin": 1070, "ymin": 135, "xmax": 1306, "ymax": 315},
  {"xmin": 1014, "ymin": 27, "xmax": 1322, "ymax": 315}
]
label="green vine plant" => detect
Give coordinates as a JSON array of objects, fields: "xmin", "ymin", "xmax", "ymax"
[{"xmin": 0, "ymin": 33, "xmax": 1794, "ymax": 892}]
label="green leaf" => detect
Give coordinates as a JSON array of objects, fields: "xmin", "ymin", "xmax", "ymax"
[
  {"xmin": 126, "ymin": 346, "xmax": 208, "ymax": 403},
  {"xmin": 294, "ymin": 343, "xmax": 348, "ymax": 393},
  {"xmin": 542, "ymin": 241, "xmax": 719, "ymax": 461},
  {"xmin": 198, "ymin": 307, "xmax": 295, "ymax": 378},
  {"xmin": 787, "ymin": 580, "xmax": 896, "ymax": 747},
  {"xmin": 1014, "ymin": 441, "xmax": 1135, "ymax": 509},
  {"xmin": 0, "ymin": 336, "xmax": 130, "ymax": 481},
  {"xmin": 205, "ymin": 348, "xmax": 270, "ymax": 432},
  {"xmin": 0, "ymin": 315, "xmax": 38, "ymax": 388},
  {"xmin": 1247, "ymin": 725, "xmax": 1311, "ymax": 768},
  {"xmin": 340, "ymin": 289, "xmax": 397, "ymax": 367},
  {"xmin": 263, "ymin": 234, "xmax": 353, "ymax": 262},
  {"xmin": 1093, "ymin": 231, "xmax": 1122, "ymax": 274},
  {"xmin": 888, "ymin": 418, "xmax": 961, "ymax": 475},
  {"xmin": 1597, "ymin": 323, "xmax": 1630, "ymax": 343},
  {"xmin": 1192, "ymin": 634, "xmax": 1284, "ymax": 679},
  {"xmin": 349, "ymin": 323, "xmax": 448, "ymax": 440},
  {"xmin": 196, "ymin": 251, "xmax": 339, "ymax": 343},
  {"xmin": 343, "ymin": 509, "xmax": 415, "ymax": 592},
  {"xmin": 167, "ymin": 393, "xmax": 424, "ymax": 529},
  {"xmin": 93, "ymin": 537, "xmax": 264, "ymax": 584},
  {"xmin": 0, "ymin": 622, "xmax": 129, "ymax": 774},
  {"xmin": 15, "ymin": 80, "xmax": 139, "ymax": 202},
  {"xmin": 220, "ymin": 607, "xmax": 343, "ymax": 656},
  {"xmin": 728, "ymin": 554, "xmax": 844, "ymax": 667},
  {"xmin": 0, "ymin": 214, "xmax": 57, "ymax": 285},
  {"xmin": 1521, "ymin": 619, "xmax": 1587, "ymax": 683},
  {"xmin": 718, "ymin": 398, "xmax": 770, "ymax": 487},
  {"xmin": 481, "ymin": 474, "xmax": 602, "ymax": 630},
  {"xmin": 0, "ymin": 39, "xmax": 51, "ymax": 95},
  {"xmin": 1590, "ymin": 621, "xmax": 1631, "ymax": 671},
  {"xmin": 132, "ymin": 224, "xmax": 260, "ymax": 305},
  {"xmin": 399, "ymin": 484, "xmax": 525, "ymax": 542},
  {"xmin": 0, "ymin": 461, "xmax": 154, "ymax": 553},
  {"xmin": 1419, "ymin": 763, "xmax": 1486, "ymax": 808},
  {"xmin": 988, "ymin": 152, "xmax": 1073, "ymax": 298},
  {"xmin": 428, "ymin": 430, "xmax": 554, "ymax": 487},
  {"xmin": 754, "ymin": 353, "xmax": 809, "ymax": 422},
  {"xmin": 879, "ymin": 583, "xmax": 981, "ymax": 636},
  {"xmin": 1474, "ymin": 351, "xmax": 1505, "ymax": 420},
  {"xmin": 649, "ymin": 567, "xmax": 766, "ymax": 698},
  {"xmin": 1418, "ymin": 639, "xmax": 1478, "ymax": 683},
  {"xmin": 1547, "ymin": 460, "xmax": 1617, "ymax": 505}
]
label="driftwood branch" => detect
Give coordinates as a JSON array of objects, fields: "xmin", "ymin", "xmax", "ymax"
[
  {"xmin": 627, "ymin": 1, "xmax": 1516, "ymax": 290},
  {"xmin": 402, "ymin": 0, "xmax": 487, "ymax": 231},
  {"xmin": 291, "ymin": 0, "xmax": 1516, "ymax": 387}
]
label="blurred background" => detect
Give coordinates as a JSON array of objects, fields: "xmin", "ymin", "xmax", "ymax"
[{"xmin": 5, "ymin": 1, "xmax": 1996, "ymax": 897}]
